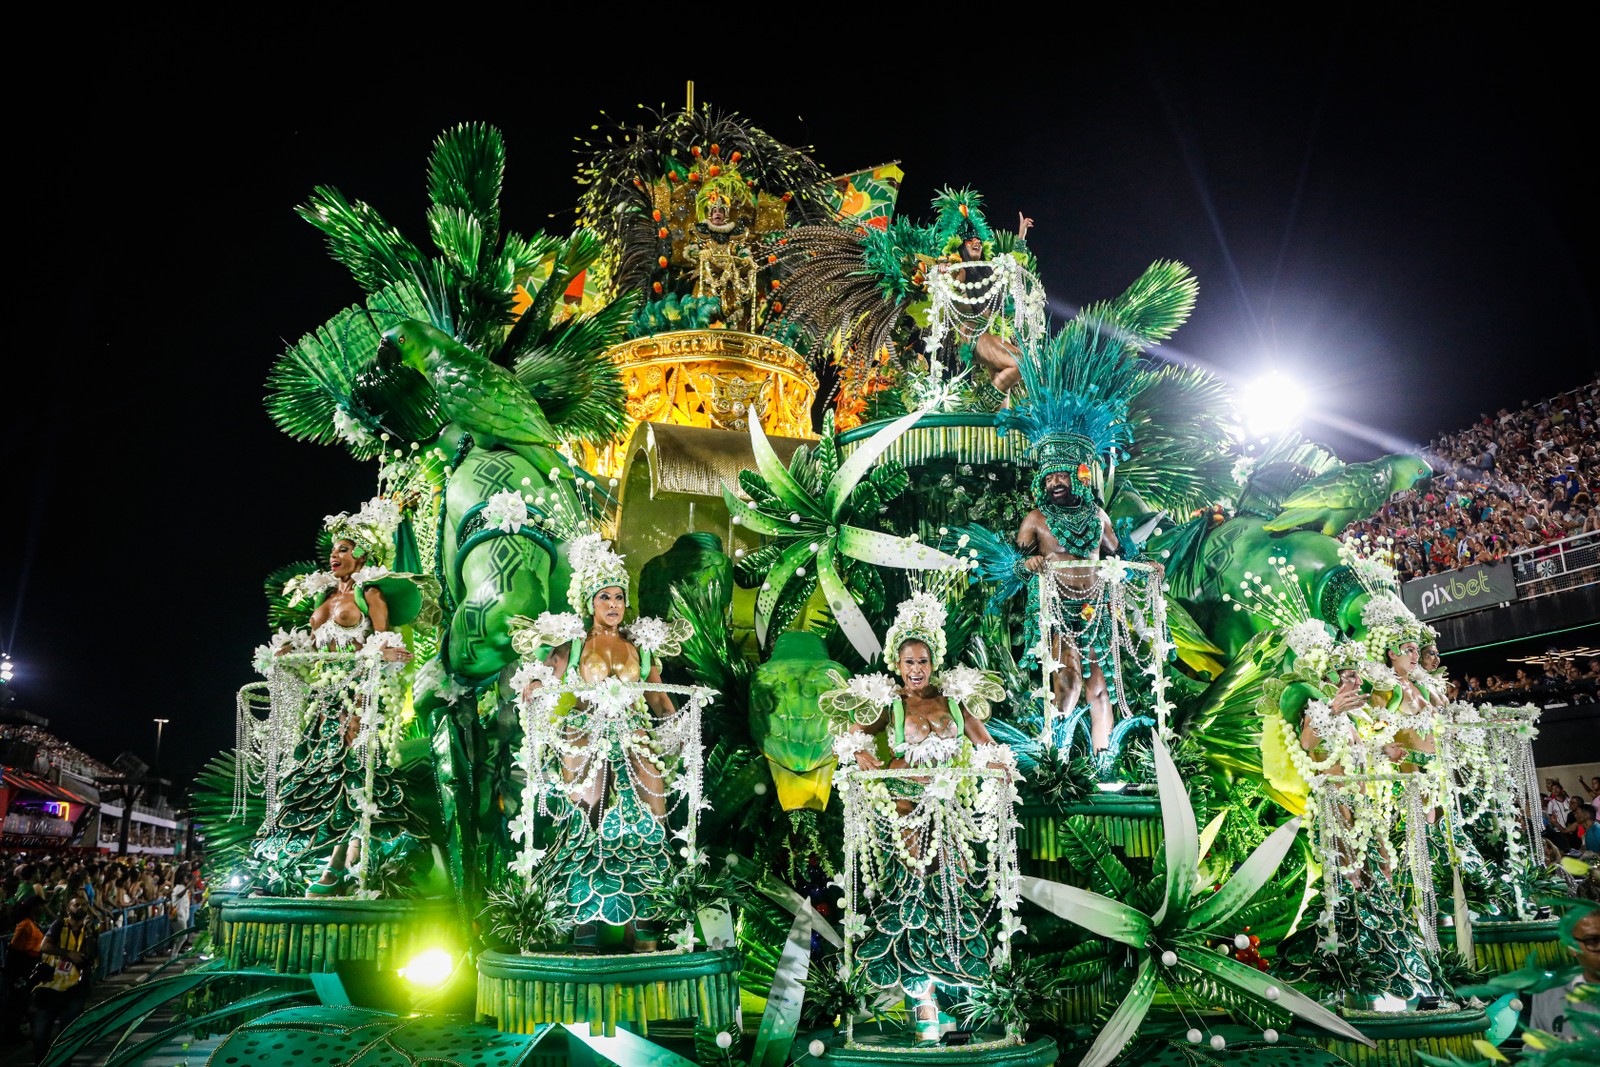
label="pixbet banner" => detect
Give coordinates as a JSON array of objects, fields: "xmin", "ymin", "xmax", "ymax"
[{"xmin": 1402, "ymin": 561, "xmax": 1518, "ymax": 621}]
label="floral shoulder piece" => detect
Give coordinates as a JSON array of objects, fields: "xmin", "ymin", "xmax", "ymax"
[
  {"xmin": 283, "ymin": 570, "xmax": 337, "ymax": 606},
  {"xmin": 481, "ymin": 489, "xmax": 529, "ymax": 534},
  {"xmin": 508, "ymin": 612, "xmax": 586, "ymax": 658},
  {"xmin": 252, "ymin": 628, "xmax": 312, "ymax": 676},
  {"xmin": 623, "ymin": 615, "xmax": 693, "ymax": 658},
  {"xmin": 937, "ymin": 664, "xmax": 1006, "ymax": 721},
  {"xmin": 1357, "ymin": 659, "xmax": 1403, "ymax": 693},
  {"xmin": 820, "ymin": 671, "xmax": 899, "ymax": 728}
]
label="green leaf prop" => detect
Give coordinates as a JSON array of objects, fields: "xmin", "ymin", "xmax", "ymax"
[
  {"xmin": 723, "ymin": 409, "xmax": 965, "ymax": 658},
  {"xmin": 1020, "ymin": 734, "xmax": 1374, "ymax": 1067}
]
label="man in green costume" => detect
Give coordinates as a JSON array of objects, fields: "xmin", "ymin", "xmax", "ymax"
[{"xmin": 1017, "ymin": 434, "xmax": 1120, "ymax": 754}]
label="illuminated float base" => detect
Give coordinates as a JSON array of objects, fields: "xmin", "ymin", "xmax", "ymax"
[
  {"xmin": 1470, "ymin": 917, "xmax": 1565, "ymax": 974},
  {"xmin": 1306, "ymin": 1007, "xmax": 1490, "ymax": 1067},
  {"xmin": 216, "ymin": 898, "xmax": 460, "ymax": 974},
  {"xmin": 798, "ymin": 1029, "xmax": 1058, "ymax": 1066},
  {"xmin": 476, "ymin": 948, "xmax": 743, "ymax": 1037}
]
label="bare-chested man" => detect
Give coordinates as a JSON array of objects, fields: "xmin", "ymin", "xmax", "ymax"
[{"xmin": 1016, "ymin": 466, "xmax": 1119, "ymax": 752}]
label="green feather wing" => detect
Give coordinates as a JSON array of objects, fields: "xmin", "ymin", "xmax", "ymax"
[
  {"xmin": 426, "ymin": 122, "xmax": 506, "ymax": 265},
  {"xmin": 264, "ymin": 304, "xmax": 383, "ymax": 457},
  {"xmin": 189, "ymin": 751, "xmax": 264, "ymax": 881},
  {"xmin": 1079, "ymin": 259, "xmax": 1199, "ymax": 350},
  {"xmin": 1115, "ymin": 363, "xmax": 1235, "ymax": 515}
]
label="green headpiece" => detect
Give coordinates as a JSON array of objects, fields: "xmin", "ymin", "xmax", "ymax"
[
  {"xmin": 566, "ymin": 533, "xmax": 630, "ymax": 615},
  {"xmin": 997, "ymin": 319, "xmax": 1138, "ymax": 502},
  {"xmin": 882, "ymin": 592, "xmax": 949, "ymax": 673},
  {"xmin": 1360, "ymin": 593, "xmax": 1427, "ymax": 658},
  {"xmin": 931, "ymin": 186, "xmax": 995, "ymax": 256},
  {"xmin": 324, "ymin": 496, "xmax": 400, "ymax": 567}
]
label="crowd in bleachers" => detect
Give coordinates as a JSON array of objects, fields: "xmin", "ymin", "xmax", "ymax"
[
  {"xmin": 0, "ymin": 724, "xmax": 116, "ymax": 781},
  {"xmin": 1460, "ymin": 656, "xmax": 1600, "ymax": 707},
  {"xmin": 1344, "ymin": 379, "xmax": 1600, "ymax": 582},
  {"xmin": 1, "ymin": 855, "xmax": 201, "ymax": 1056}
]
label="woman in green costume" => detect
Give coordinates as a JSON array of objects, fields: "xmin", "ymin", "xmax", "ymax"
[
  {"xmin": 1291, "ymin": 627, "xmax": 1449, "ymax": 1006},
  {"xmin": 251, "ymin": 499, "xmax": 437, "ymax": 896},
  {"xmin": 828, "ymin": 594, "xmax": 1017, "ymax": 1044},
  {"xmin": 511, "ymin": 534, "xmax": 692, "ymax": 951}
]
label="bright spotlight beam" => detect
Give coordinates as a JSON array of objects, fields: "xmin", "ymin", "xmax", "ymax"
[{"xmin": 1238, "ymin": 372, "xmax": 1307, "ymax": 438}]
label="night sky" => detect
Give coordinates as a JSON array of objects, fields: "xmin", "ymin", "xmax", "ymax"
[{"xmin": 3, "ymin": 32, "xmax": 1592, "ymax": 795}]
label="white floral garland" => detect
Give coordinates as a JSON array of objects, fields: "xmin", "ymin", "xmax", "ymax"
[
  {"xmin": 508, "ymin": 612, "xmax": 587, "ymax": 658},
  {"xmin": 622, "ymin": 615, "xmax": 693, "ymax": 658},
  {"xmin": 819, "ymin": 671, "xmax": 899, "ymax": 727}
]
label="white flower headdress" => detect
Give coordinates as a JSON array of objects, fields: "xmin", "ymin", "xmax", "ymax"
[
  {"xmin": 324, "ymin": 495, "xmax": 402, "ymax": 566},
  {"xmin": 566, "ymin": 533, "xmax": 630, "ymax": 615},
  {"xmin": 882, "ymin": 592, "xmax": 949, "ymax": 673}
]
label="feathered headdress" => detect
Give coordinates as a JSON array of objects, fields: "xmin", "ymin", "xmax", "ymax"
[
  {"xmin": 882, "ymin": 592, "xmax": 949, "ymax": 673},
  {"xmin": 996, "ymin": 318, "xmax": 1140, "ymax": 499},
  {"xmin": 930, "ymin": 187, "xmax": 995, "ymax": 254}
]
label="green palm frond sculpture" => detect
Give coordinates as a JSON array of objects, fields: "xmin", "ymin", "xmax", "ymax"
[
  {"xmin": 266, "ymin": 123, "xmax": 632, "ymax": 454},
  {"xmin": 722, "ymin": 408, "xmax": 965, "ymax": 659},
  {"xmin": 1020, "ymin": 734, "xmax": 1374, "ymax": 1067}
]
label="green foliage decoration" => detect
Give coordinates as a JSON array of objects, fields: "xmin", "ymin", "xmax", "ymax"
[
  {"xmin": 723, "ymin": 408, "xmax": 964, "ymax": 659},
  {"xmin": 1020, "ymin": 735, "xmax": 1373, "ymax": 1067},
  {"xmin": 479, "ymin": 881, "xmax": 568, "ymax": 955}
]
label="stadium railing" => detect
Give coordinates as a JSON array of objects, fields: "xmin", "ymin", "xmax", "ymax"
[{"xmin": 1510, "ymin": 530, "xmax": 1600, "ymax": 599}]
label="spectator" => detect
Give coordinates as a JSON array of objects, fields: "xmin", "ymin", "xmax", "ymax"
[
  {"xmin": 1576, "ymin": 804, "xmax": 1600, "ymax": 854},
  {"xmin": 168, "ymin": 867, "xmax": 193, "ymax": 953},
  {"xmin": 1, "ymin": 896, "xmax": 46, "ymax": 1041},
  {"xmin": 32, "ymin": 897, "xmax": 97, "ymax": 1062},
  {"xmin": 1548, "ymin": 782, "xmax": 1572, "ymax": 829}
]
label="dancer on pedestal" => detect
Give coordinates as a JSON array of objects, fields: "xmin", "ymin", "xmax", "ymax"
[
  {"xmin": 828, "ymin": 594, "xmax": 1018, "ymax": 1045},
  {"xmin": 511, "ymin": 534, "xmax": 694, "ymax": 951},
  {"xmin": 250, "ymin": 499, "xmax": 437, "ymax": 896}
]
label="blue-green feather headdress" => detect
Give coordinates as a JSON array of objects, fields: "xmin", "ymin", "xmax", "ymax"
[{"xmin": 996, "ymin": 319, "xmax": 1139, "ymax": 499}]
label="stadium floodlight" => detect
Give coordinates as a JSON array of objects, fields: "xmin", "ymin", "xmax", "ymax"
[{"xmin": 1238, "ymin": 372, "xmax": 1307, "ymax": 438}]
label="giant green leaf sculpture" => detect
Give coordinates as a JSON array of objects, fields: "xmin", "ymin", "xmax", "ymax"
[
  {"xmin": 1020, "ymin": 734, "xmax": 1374, "ymax": 1067},
  {"xmin": 721, "ymin": 408, "xmax": 965, "ymax": 660}
]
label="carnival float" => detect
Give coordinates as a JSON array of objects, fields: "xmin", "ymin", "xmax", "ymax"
[{"xmin": 55, "ymin": 106, "xmax": 1597, "ymax": 1067}]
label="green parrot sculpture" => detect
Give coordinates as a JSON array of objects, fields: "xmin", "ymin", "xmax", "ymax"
[
  {"xmin": 749, "ymin": 631, "xmax": 850, "ymax": 811},
  {"xmin": 1262, "ymin": 453, "xmax": 1432, "ymax": 536},
  {"xmin": 385, "ymin": 320, "xmax": 560, "ymax": 453}
]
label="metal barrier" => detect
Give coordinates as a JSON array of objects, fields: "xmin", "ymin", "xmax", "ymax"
[
  {"xmin": 1509, "ymin": 530, "xmax": 1600, "ymax": 600},
  {"xmin": 96, "ymin": 903, "xmax": 173, "ymax": 979}
]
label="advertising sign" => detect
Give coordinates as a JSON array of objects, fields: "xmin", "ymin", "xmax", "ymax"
[{"xmin": 1402, "ymin": 561, "xmax": 1518, "ymax": 621}]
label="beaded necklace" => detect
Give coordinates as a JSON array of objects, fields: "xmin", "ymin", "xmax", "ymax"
[{"xmin": 1041, "ymin": 500, "xmax": 1102, "ymax": 558}]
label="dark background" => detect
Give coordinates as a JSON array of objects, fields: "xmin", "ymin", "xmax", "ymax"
[{"xmin": 2, "ymin": 30, "xmax": 1592, "ymax": 795}]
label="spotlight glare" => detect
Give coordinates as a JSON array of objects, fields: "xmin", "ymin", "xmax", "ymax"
[
  {"xmin": 399, "ymin": 947, "xmax": 456, "ymax": 989},
  {"xmin": 1238, "ymin": 372, "xmax": 1306, "ymax": 438}
]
